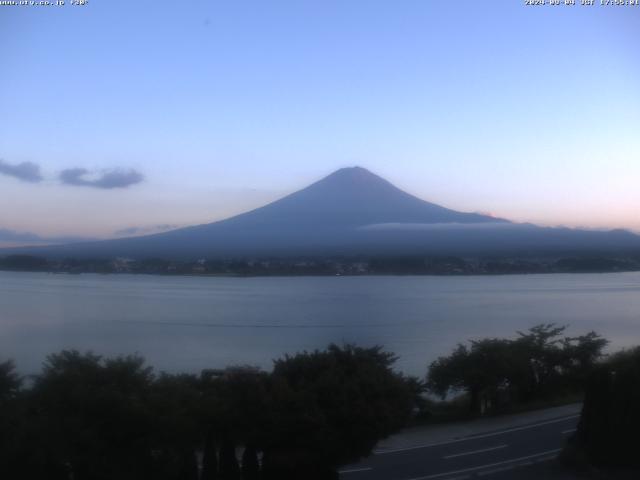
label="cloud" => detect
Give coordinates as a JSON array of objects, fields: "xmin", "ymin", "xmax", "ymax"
[
  {"xmin": 0, "ymin": 159, "xmax": 43, "ymax": 183},
  {"xmin": 0, "ymin": 228, "xmax": 93, "ymax": 246},
  {"xmin": 114, "ymin": 224, "xmax": 179, "ymax": 237},
  {"xmin": 358, "ymin": 222, "xmax": 519, "ymax": 231},
  {"xmin": 0, "ymin": 228, "xmax": 41, "ymax": 243},
  {"xmin": 60, "ymin": 167, "xmax": 144, "ymax": 189}
]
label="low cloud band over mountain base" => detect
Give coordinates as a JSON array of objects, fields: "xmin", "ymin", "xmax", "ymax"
[{"xmin": 0, "ymin": 228, "xmax": 92, "ymax": 247}]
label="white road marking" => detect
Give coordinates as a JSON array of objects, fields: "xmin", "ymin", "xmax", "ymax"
[
  {"xmin": 404, "ymin": 448, "xmax": 562, "ymax": 480},
  {"xmin": 561, "ymin": 428, "xmax": 576, "ymax": 434},
  {"xmin": 338, "ymin": 467, "xmax": 373, "ymax": 474},
  {"xmin": 477, "ymin": 465, "xmax": 515, "ymax": 476},
  {"xmin": 443, "ymin": 444, "xmax": 508, "ymax": 460},
  {"xmin": 375, "ymin": 415, "xmax": 579, "ymax": 454}
]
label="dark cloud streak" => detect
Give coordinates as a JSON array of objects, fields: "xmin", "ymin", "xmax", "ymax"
[
  {"xmin": 0, "ymin": 159, "xmax": 43, "ymax": 183},
  {"xmin": 0, "ymin": 228, "xmax": 93, "ymax": 245},
  {"xmin": 60, "ymin": 168, "xmax": 144, "ymax": 189}
]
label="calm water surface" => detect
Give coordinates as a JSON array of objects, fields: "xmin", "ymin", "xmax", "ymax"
[{"xmin": 2, "ymin": 271, "xmax": 640, "ymax": 376}]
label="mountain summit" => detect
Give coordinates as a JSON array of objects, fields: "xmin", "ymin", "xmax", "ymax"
[
  {"xmin": 4, "ymin": 167, "xmax": 639, "ymax": 259},
  {"xmin": 219, "ymin": 166, "xmax": 504, "ymax": 229}
]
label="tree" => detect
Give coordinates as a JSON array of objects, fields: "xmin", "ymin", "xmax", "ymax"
[
  {"xmin": 201, "ymin": 431, "xmax": 219, "ymax": 480},
  {"xmin": 427, "ymin": 324, "xmax": 608, "ymax": 414},
  {"xmin": 511, "ymin": 323, "xmax": 568, "ymax": 400},
  {"xmin": 241, "ymin": 444, "xmax": 260, "ymax": 480},
  {"xmin": 0, "ymin": 255, "xmax": 48, "ymax": 271},
  {"xmin": 0, "ymin": 360, "xmax": 23, "ymax": 476},
  {"xmin": 26, "ymin": 351, "xmax": 156, "ymax": 480},
  {"xmin": 571, "ymin": 347, "xmax": 640, "ymax": 468},
  {"xmin": 427, "ymin": 339, "xmax": 513, "ymax": 414},
  {"xmin": 0, "ymin": 360, "xmax": 20, "ymax": 404},
  {"xmin": 199, "ymin": 366, "xmax": 270, "ymax": 480},
  {"xmin": 147, "ymin": 372, "xmax": 202, "ymax": 480},
  {"xmin": 262, "ymin": 344, "xmax": 416, "ymax": 479},
  {"xmin": 560, "ymin": 331, "xmax": 608, "ymax": 388}
]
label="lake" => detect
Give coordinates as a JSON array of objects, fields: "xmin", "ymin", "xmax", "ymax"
[{"xmin": 2, "ymin": 271, "xmax": 640, "ymax": 377}]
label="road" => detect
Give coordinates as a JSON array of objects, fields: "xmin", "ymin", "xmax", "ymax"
[{"xmin": 339, "ymin": 411, "xmax": 580, "ymax": 480}]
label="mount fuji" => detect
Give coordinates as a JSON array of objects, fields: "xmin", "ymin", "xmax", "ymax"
[{"xmin": 4, "ymin": 167, "xmax": 640, "ymax": 259}]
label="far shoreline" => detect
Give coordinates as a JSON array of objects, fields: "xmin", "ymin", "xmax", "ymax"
[{"xmin": 2, "ymin": 268, "xmax": 640, "ymax": 279}]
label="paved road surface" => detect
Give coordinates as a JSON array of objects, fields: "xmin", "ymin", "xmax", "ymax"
[{"xmin": 340, "ymin": 407, "xmax": 580, "ymax": 480}]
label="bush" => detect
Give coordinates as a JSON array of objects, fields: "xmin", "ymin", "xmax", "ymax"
[{"xmin": 572, "ymin": 347, "xmax": 640, "ymax": 468}]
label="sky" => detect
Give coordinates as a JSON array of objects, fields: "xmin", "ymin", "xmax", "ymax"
[{"xmin": 1, "ymin": 0, "xmax": 640, "ymax": 244}]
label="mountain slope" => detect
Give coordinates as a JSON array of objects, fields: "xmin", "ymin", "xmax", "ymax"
[{"xmin": 218, "ymin": 166, "xmax": 503, "ymax": 228}]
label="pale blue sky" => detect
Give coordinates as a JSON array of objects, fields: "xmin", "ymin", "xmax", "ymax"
[{"xmin": 1, "ymin": 0, "xmax": 639, "ymax": 241}]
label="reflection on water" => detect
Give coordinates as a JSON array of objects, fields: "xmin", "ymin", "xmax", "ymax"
[{"xmin": 2, "ymin": 271, "xmax": 640, "ymax": 376}]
